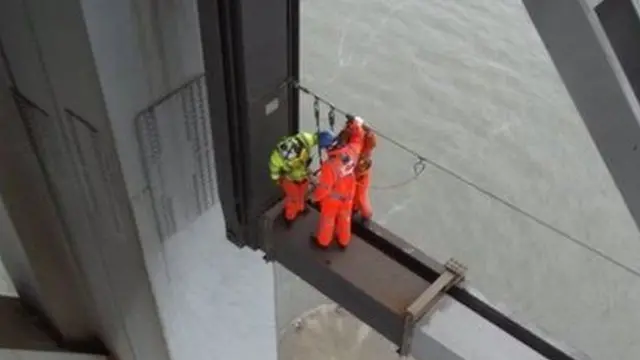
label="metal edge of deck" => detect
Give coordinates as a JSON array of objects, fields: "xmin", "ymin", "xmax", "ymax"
[
  {"xmin": 260, "ymin": 202, "xmax": 428, "ymax": 346},
  {"xmin": 353, "ymin": 220, "xmax": 589, "ymax": 360},
  {"xmin": 260, "ymin": 199, "xmax": 586, "ymax": 359}
]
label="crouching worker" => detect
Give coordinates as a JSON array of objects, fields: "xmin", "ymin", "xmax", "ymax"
[
  {"xmin": 310, "ymin": 116, "xmax": 365, "ymax": 249},
  {"xmin": 353, "ymin": 125, "xmax": 377, "ymax": 223},
  {"xmin": 269, "ymin": 131, "xmax": 334, "ymax": 227}
]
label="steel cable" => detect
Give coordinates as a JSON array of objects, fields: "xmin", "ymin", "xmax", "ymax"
[
  {"xmin": 291, "ymin": 80, "xmax": 640, "ymax": 278},
  {"xmin": 293, "ymin": 80, "xmax": 427, "ymax": 190}
]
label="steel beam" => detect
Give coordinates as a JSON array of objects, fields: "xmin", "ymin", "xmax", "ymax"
[
  {"xmin": 261, "ymin": 202, "xmax": 430, "ymax": 346},
  {"xmin": 261, "ymin": 202, "xmax": 586, "ymax": 359},
  {"xmin": 411, "ymin": 290, "xmax": 590, "ymax": 360},
  {"xmin": 355, "ymin": 220, "xmax": 589, "ymax": 360},
  {"xmin": 522, "ymin": 0, "xmax": 640, "ymax": 231}
]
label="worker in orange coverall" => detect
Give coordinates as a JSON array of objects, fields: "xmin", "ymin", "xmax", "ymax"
[
  {"xmin": 310, "ymin": 115, "xmax": 365, "ymax": 249},
  {"xmin": 353, "ymin": 125, "xmax": 377, "ymax": 224}
]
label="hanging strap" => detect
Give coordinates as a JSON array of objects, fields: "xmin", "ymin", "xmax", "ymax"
[
  {"xmin": 328, "ymin": 106, "xmax": 336, "ymax": 131},
  {"xmin": 313, "ymin": 96, "xmax": 323, "ymax": 164}
]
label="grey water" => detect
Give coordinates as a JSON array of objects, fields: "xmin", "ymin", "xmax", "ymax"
[{"xmin": 289, "ymin": 0, "xmax": 640, "ymax": 359}]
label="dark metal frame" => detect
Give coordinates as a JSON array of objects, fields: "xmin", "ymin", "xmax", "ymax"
[
  {"xmin": 198, "ymin": 0, "xmax": 245, "ymax": 246},
  {"xmin": 198, "ymin": 0, "xmax": 298, "ymax": 249}
]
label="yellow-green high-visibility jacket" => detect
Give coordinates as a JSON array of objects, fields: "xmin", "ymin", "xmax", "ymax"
[{"xmin": 269, "ymin": 132, "xmax": 318, "ymax": 182}]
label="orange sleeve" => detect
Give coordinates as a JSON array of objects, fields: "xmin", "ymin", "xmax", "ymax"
[{"xmin": 312, "ymin": 161, "xmax": 335, "ymax": 202}]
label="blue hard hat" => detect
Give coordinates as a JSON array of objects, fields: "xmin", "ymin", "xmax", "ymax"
[{"xmin": 317, "ymin": 130, "xmax": 335, "ymax": 149}]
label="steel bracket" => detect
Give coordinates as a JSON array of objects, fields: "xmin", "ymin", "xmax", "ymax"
[{"xmin": 398, "ymin": 258, "xmax": 467, "ymax": 356}]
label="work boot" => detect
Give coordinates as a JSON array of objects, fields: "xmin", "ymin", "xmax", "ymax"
[
  {"xmin": 310, "ymin": 235, "xmax": 329, "ymax": 250},
  {"xmin": 282, "ymin": 210, "xmax": 293, "ymax": 229},
  {"xmin": 335, "ymin": 235, "xmax": 348, "ymax": 251}
]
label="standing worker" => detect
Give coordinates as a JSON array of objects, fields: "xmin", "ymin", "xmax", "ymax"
[
  {"xmin": 269, "ymin": 130, "xmax": 335, "ymax": 227},
  {"xmin": 353, "ymin": 125, "xmax": 377, "ymax": 223},
  {"xmin": 310, "ymin": 115, "xmax": 365, "ymax": 249}
]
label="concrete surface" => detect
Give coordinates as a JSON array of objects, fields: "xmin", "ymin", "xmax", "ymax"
[
  {"xmin": 0, "ymin": 261, "xmax": 15, "ymax": 296},
  {"xmin": 79, "ymin": 1, "xmax": 277, "ymax": 360},
  {"xmin": 140, "ymin": 205, "xmax": 277, "ymax": 360}
]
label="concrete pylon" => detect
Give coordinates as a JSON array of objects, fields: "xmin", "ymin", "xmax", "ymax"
[{"xmin": 0, "ymin": 0, "xmax": 173, "ymax": 359}]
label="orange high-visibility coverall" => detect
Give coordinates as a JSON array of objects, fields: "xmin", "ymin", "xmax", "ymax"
[
  {"xmin": 280, "ymin": 178, "xmax": 308, "ymax": 221},
  {"xmin": 354, "ymin": 128, "xmax": 377, "ymax": 220},
  {"xmin": 312, "ymin": 123, "xmax": 364, "ymax": 248}
]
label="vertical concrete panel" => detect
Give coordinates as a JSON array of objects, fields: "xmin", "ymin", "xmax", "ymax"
[
  {"xmin": 76, "ymin": 1, "xmax": 202, "ymax": 357},
  {"xmin": 0, "ymin": 45, "xmax": 95, "ymax": 340},
  {"xmin": 1, "ymin": 0, "xmax": 117, "ymax": 347},
  {"xmin": 80, "ymin": 1, "xmax": 277, "ymax": 359},
  {"xmin": 79, "ymin": 0, "xmax": 206, "ymax": 198},
  {"xmin": 0, "ymin": 0, "xmax": 80, "ymax": 219},
  {"xmin": 73, "ymin": 0, "xmax": 155, "ymax": 197},
  {"xmin": 0, "ymin": 0, "xmax": 172, "ymax": 359},
  {"xmin": 0, "ymin": 0, "xmax": 58, "ymax": 115},
  {"xmin": 2, "ymin": 0, "xmax": 278, "ymax": 358}
]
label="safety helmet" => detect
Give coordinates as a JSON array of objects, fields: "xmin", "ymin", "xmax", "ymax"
[
  {"xmin": 278, "ymin": 137, "xmax": 303, "ymax": 161},
  {"xmin": 317, "ymin": 130, "xmax": 336, "ymax": 149}
]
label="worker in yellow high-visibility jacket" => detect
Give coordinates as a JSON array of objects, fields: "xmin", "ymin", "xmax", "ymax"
[{"xmin": 269, "ymin": 130, "xmax": 335, "ymax": 227}]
